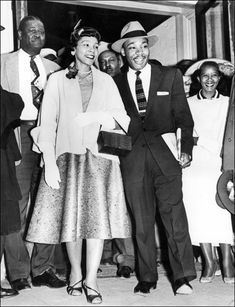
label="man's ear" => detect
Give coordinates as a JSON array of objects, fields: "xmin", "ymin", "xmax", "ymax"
[
  {"xmin": 120, "ymin": 47, "xmax": 125, "ymax": 57},
  {"xmin": 18, "ymin": 30, "xmax": 22, "ymax": 40}
]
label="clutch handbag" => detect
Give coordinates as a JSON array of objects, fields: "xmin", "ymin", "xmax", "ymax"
[{"xmin": 97, "ymin": 120, "xmax": 132, "ymax": 156}]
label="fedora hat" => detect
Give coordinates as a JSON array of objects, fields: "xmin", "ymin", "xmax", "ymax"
[
  {"xmin": 111, "ymin": 21, "xmax": 158, "ymax": 53},
  {"xmin": 216, "ymin": 170, "xmax": 234, "ymax": 215}
]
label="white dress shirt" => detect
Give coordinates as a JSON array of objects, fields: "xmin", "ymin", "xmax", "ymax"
[
  {"xmin": 127, "ymin": 63, "xmax": 151, "ymax": 111},
  {"xmin": 18, "ymin": 49, "xmax": 47, "ymax": 120}
]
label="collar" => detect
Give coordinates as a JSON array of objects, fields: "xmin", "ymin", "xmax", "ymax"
[
  {"xmin": 19, "ymin": 48, "xmax": 40, "ymax": 60},
  {"xmin": 197, "ymin": 89, "xmax": 220, "ymax": 100},
  {"xmin": 128, "ymin": 63, "xmax": 151, "ymax": 77}
]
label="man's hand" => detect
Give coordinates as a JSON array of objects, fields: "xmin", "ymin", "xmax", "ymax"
[{"xmin": 179, "ymin": 152, "xmax": 191, "ymax": 168}]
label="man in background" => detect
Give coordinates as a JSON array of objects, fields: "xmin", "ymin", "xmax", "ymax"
[{"xmin": 1, "ymin": 16, "xmax": 66, "ymax": 291}]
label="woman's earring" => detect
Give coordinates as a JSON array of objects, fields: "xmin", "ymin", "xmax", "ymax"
[{"xmin": 71, "ymin": 50, "xmax": 75, "ymax": 56}]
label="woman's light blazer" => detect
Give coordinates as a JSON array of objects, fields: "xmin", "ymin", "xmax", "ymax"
[{"xmin": 31, "ymin": 65, "xmax": 130, "ymax": 163}]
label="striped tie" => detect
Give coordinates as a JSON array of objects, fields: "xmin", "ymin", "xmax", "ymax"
[
  {"xmin": 30, "ymin": 55, "xmax": 43, "ymax": 109},
  {"xmin": 135, "ymin": 71, "xmax": 147, "ymax": 119}
]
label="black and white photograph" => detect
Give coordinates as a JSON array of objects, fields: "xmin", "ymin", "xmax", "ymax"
[{"xmin": 0, "ymin": 0, "xmax": 234, "ymax": 306}]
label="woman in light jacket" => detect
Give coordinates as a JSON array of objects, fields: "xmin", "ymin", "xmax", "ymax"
[{"xmin": 26, "ymin": 22, "xmax": 131, "ymax": 304}]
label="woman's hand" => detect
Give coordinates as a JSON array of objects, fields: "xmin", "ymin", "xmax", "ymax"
[
  {"xmin": 43, "ymin": 149, "xmax": 61, "ymax": 189},
  {"xmin": 44, "ymin": 163, "xmax": 61, "ymax": 189}
]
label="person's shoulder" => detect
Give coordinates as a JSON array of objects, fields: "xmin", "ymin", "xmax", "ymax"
[
  {"xmin": 1, "ymin": 50, "xmax": 19, "ymax": 62},
  {"xmin": 187, "ymin": 94, "xmax": 198, "ymax": 103},
  {"xmin": 41, "ymin": 56, "xmax": 61, "ymax": 71},
  {"xmin": 113, "ymin": 71, "xmax": 126, "ymax": 83},
  {"xmin": 93, "ymin": 65, "xmax": 115, "ymax": 83},
  {"xmin": 150, "ymin": 62, "xmax": 178, "ymax": 75}
]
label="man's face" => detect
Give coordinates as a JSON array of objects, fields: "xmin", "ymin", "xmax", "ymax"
[
  {"xmin": 18, "ymin": 20, "xmax": 45, "ymax": 55},
  {"xmin": 98, "ymin": 50, "xmax": 121, "ymax": 77},
  {"xmin": 183, "ymin": 75, "xmax": 192, "ymax": 98},
  {"xmin": 121, "ymin": 37, "xmax": 149, "ymax": 71}
]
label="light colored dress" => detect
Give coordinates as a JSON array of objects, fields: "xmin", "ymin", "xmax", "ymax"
[{"xmin": 183, "ymin": 91, "xmax": 233, "ymax": 246}]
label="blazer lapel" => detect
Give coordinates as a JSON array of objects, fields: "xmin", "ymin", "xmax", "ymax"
[
  {"xmin": 145, "ymin": 64, "xmax": 163, "ymax": 118},
  {"xmin": 121, "ymin": 72, "xmax": 140, "ymax": 117},
  {"xmin": 64, "ymin": 70, "xmax": 83, "ymax": 115}
]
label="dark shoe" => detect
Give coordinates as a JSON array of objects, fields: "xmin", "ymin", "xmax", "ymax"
[
  {"xmin": 11, "ymin": 278, "xmax": 31, "ymax": 291},
  {"xmin": 117, "ymin": 266, "xmax": 133, "ymax": 278},
  {"xmin": 0, "ymin": 287, "xmax": 19, "ymax": 298},
  {"xmin": 134, "ymin": 281, "xmax": 157, "ymax": 294},
  {"xmin": 32, "ymin": 268, "xmax": 66, "ymax": 288},
  {"xmin": 67, "ymin": 279, "xmax": 83, "ymax": 296},
  {"xmin": 83, "ymin": 282, "xmax": 102, "ymax": 304},
  {"xmin": 100, "ymin": 257, "xmax": 115, "ymax": 266}
]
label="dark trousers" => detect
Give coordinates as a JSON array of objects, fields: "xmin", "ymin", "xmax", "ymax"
[
  {"xmin": 123, "ymin": 148, "xmax": 196, "ymax": 283},
  {"xmin": 1, "ymin": 232, "xmax": 30, "ymax": 281},
  {"xmin": 5, "ymin": 125, "xmax": 56, "ymax": 279},
  {"xmin": 102, "ymin": 238, "xmax": 135, "ymax": 271}
]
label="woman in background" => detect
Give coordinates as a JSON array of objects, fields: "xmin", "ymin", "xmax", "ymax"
[
  {"xmin": 183, "ymin": 61, "xmax": 234, "ymax": 284},
  {"xmin": 26, "ymin": 22, "xmax": 131, "ymax": 304}
]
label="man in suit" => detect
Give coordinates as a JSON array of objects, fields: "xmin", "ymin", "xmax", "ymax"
[
  {"xmin": 112, "ymin": 21, "xmax": 196, "ymax": 295},
  {"xmin": 1, "ymin": 16, "xmax": 66, "ymax": 291}
]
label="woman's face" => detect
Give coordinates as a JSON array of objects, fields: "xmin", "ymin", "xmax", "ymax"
[
  {"xmin": 198, "ymin": 64, "xmax": 220, "ymax": 95},
  {"xmin": 74, "ymin": 36, "xmax": 99, "ymax": 68}
]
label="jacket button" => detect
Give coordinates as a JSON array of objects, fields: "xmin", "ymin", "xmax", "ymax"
[{"xmin": 228, "ymin": 138, "xmax": 232, "ymax": 142}]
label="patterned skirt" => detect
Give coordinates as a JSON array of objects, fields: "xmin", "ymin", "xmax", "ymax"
[{"xmin": 26, "ymin": 150, "xmax": 131, "ymax": 244}]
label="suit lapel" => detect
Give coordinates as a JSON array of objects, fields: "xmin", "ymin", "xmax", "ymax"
[
  {"xmin": 120, "ymin": 72, "xmax": 140, "ymax": 117},
  {"xmin": 145, "ymin": 63, "xmax": 163, "ymax": 118}
]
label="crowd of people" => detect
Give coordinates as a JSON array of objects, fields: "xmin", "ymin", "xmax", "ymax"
[{"xmin": 0, "ymin": 15, "xmax": 234, "ymax": 304}]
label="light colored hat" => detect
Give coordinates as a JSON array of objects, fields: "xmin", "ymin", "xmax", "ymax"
[
  {"xmin": 111, "ymin": 21, "xmax": 158, "ymax": 53},
  {"xmin": 185, "ymin": 58, "xmax": 234, "ymax": 77}
]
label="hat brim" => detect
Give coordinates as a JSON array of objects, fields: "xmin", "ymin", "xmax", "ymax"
[
  {"xmin": 216, "ymin": 170, "xmax": 234, "ymax": 215},
  {"xmin": 111, "ymin": 35, "xmax": 158, "ymax": 53},
  {"xmin": 185, "ymin": 58, "xmax": 233, "ymax": 76}
]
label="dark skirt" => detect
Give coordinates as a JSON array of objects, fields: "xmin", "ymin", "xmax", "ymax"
[{"xmin": 26, "ymin": 150, "xmax": 131, "ymax": 243}]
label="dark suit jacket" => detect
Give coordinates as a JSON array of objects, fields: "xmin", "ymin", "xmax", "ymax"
[
  {"xmin": 114, "ymin": 63, "xmax": 194, "ymax": 181},
  {"xmin": 221, "ymin": 76, "xmax": 234, "ymax": 171},
  {"xmin": 1, "ymin": 88, "xmax": 24, "ymax": 235}
]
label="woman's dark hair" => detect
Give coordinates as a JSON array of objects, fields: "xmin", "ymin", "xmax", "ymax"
[
  {"xmin": 18, "ymin": 16, "xmax": 43, "ymax": 32},
  {"xmin": 70, "ymin": 26, "xmax": 101, "ymax": 48}
]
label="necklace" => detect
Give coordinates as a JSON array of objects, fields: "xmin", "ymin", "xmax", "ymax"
[{"xmin": 77, "ymin": 70, "xmax": 92, "ymax": 81}]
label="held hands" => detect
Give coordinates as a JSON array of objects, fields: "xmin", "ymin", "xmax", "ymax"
[{"xmin": 179, "ymin": 152, "xmax": 192, "ymax": 168}]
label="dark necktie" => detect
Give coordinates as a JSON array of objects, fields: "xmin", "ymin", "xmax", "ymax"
[
  {"xmin": 30, "ymin": 55, "xmax": 43, "ymax": 109},
  {"xmin": 135, "ymin": 71, "xmax": 147, "ymax": 119}
]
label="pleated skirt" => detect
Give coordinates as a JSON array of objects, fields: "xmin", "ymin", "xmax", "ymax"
[{"xmin": 26, "ymin": 150, "xmax": 131, "ymax": 244}]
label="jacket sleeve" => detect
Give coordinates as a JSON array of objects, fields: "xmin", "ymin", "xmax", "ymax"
[{"xmin": 171, "ymin": 68, "xmax": 194, "ymax": 156}]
